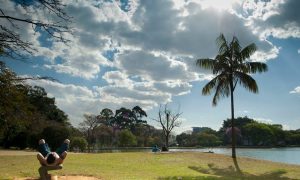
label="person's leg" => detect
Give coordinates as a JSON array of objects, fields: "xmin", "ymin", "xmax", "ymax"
[
  {"xmin": 37, "ymin": 139, "xmax": 51, "ymax": 166},
  {"xmin": 37, "ymin": 153, "xmax": 47, "ymax": 165},
  {"xmin": 38, "ymin": 139, "xmax": 51, "ymax": 157},
  {"xmin": 56, "ymin": 139, "xmax": 70, "ymax": 159},
  {"xmin": 60, "ymin": 151, "xmax": 68, "ymax": 159}
]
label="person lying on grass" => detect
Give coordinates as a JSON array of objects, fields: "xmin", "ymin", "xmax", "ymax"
[{"xmin": 37, "ymin": 139, "xmax": 70, "ymax": 166}]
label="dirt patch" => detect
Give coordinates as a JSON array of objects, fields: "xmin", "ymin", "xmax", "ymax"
[{"xmin": 15, "ymin": 175, "xmax": 101, "ymax": 180}]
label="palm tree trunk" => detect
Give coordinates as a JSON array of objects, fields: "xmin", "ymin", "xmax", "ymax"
[{"xmin": 230, "ymin": 79, "xmax": 236, "ymax": 158}]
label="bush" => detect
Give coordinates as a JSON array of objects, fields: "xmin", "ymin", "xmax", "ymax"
[{"xmin": 70, "ymin": 137, "xmax": 88, "ymax": 152}]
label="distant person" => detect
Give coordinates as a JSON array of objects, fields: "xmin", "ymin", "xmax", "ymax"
[
  {"xmin": 37, "ymin": 139, "xmax": 70, "ymax": 166},
  {"xmin": 152, "ymin": 145, "xmax": 160, "ymax": 152}
]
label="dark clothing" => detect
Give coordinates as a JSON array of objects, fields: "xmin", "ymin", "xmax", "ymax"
[{"xmin": 38, "ymin": 142, "xmax": 69, "ymax": 158}]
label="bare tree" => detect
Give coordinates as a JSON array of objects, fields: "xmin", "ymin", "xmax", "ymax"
[
  {"xmin": 154, "ymin": 104, "xmax": 182, "ymax": 151},
  {"xmin": 79, "ymin": 114, "xmax": 100, "ymax": 152},
  {"xmin": 0, "ymin": 0, "xmax": 72, "ymax": 58}
]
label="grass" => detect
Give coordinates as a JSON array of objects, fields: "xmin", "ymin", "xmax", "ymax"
[{"xmin": 1, "ymin": 151, "xmax": 300, "ymax": 179}]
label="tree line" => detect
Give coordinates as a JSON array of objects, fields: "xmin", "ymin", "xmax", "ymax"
[
  {"xmin": 78, "ymin": 107, "xmax": 166, "ymax": 152},
  {"xmin": 176, "ymin": 116, "xmax": 300, "ymax": 147},
  {"xmin": 1, "ymin": 63, "xmax": 300, "ymax": 151}
]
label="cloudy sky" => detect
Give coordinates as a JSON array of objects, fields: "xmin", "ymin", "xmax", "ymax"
[{"xmin": 3, "ymin": 0, "xmax": 300, "ymax": 133}]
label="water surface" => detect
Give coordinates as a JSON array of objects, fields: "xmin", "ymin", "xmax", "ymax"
[{"xmin": 170, "ymin": 147, "xmax": 300, "ymax": 165}]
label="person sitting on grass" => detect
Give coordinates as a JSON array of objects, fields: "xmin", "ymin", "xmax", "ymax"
[{"xmin": 37, "ymin": 139, "xmax": 70, "ymax": 166}]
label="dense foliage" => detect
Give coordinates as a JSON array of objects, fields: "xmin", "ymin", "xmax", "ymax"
[
  {"xmin": 0, "ymin": 62, "xmax": 76, "ymax": 149},
  {"xmin": 78, "ymin": 106, "xmax": 165, "ymax": 151}
]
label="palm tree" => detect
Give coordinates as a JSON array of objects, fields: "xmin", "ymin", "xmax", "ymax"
[{"xmin": 196, "ymin": 34, "xmax": 268, "ymax": 158}]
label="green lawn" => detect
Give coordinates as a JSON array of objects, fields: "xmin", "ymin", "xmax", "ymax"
[{"xmin": 1, "ymin": 151, "xmax": 300, "ymax": 179}]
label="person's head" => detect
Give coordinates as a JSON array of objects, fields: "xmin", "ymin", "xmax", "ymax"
[{"xmin": 46, "ymin": 153, "xmax": 56, "ymax": 164}]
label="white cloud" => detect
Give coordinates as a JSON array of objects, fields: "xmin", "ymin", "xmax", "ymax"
[
  {"xmin": 153, "ymin": 82, "xmax": 192, "ymax": 96},
  {"xmin": 116, "ymin": 50, "xmax": 198, "ymax": 82},
  {"xmin": 26, "ymin": 78, "xmax": 173, "ymax": 126},
  {"xmin": 282, "ymin": 124, "xmax": 290, "ymax": 130},
  {"xmin": 290, "ymin": 86, "xmax": 300, "ymax": 94},
  {"xmin": 298, "ymin": 49, "xmax": 300, "ymax": 54},
  {"xmin": 8, "ymin": 0, "xmax": 278, "ymax": 79},
  {"xmin": 241, "ymin": 0, "xmax": 300, "ymax": 39},
  {"xmin": 254, "ymin": 117, "xmax": 273, "ymax": 124},
  {"xmin": 3, "ymin": 0, "xmax": 290, "ymax": 127},
  {"xmin": 103, "ymin": 71, "xmax": 134, "ymax": 87}
]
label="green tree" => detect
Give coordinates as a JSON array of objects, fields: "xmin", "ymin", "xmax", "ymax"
[
  {"xmin": 70, "ymin": 137, "xmax": 88, "ymax": 152},
  {"xmin": 41, "ymin": 125, "xmax": 70, "ymax": 150},
  {"xmin": 0, "ymin": 62, "xmax": 33, "ymax": 148},
  {"xmin": 95, "ymin": 124, "xmax": 114, "ymax": 148},
  {"xmin": 0, "ymin": 62, "xmax": 72, "ymax": 149},
  {"xmin": 28, "ymin": 86, "xmax": 69, "ymax": 125},
  {"xmin": 118, "ymin": 129, "xmax": 137, "ymax": 147},
  {"xmin": 196, "ymin": 34, "xmax": 268, "ymax": 158},
  {"xmin": 111, "ymin": 106, "xmax": 147, "ymax": 130},
  {"xmin": 176, "ymin": 133, "xmax": 198, "ymax": 147},
  {"xmin": 220, "ymin": 116, "xmax": 255, "ymax": 145},
  {"xmin": 98, "ymin": 108, "xmax": 114, "ymax": 125},
  {"xmin": 132, "ymin": 106, "xmax": 147, "ymax": 125},
  {"xmin": 198, "ymin": 133, "xmax": 221, "ymax": 147},
  {"xmin": 268, "ymin": 124, "xmax": 285, "ymax": 146},
  {"xmin": 244, "ymin": 122, "xmax": 274, "ymax": 146}
]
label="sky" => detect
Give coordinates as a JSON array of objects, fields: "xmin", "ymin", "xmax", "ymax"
[{"xmin": 2, "ymin": 0, "xmax": 300, "ymax": 134}]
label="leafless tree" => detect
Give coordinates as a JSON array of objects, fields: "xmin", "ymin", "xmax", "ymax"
[
  {"xmin": 154, "ymin": 104, "xmax": 182, "ymax": 151},
  {"xmin": 79, "ymin": 114, "xmax": 101, "ymax": 152},
  {"xmin": 0, "ymin": 0, "xmax": 72, "ymax": 59}
]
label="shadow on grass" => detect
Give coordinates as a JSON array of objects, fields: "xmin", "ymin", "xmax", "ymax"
[{"xmin": 158, "ymin": 160, "xmax": 292, "ymax": 180}]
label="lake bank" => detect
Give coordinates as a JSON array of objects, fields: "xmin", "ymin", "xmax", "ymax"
[{"xmin": 1, "ymin": 151, "xmax": 300, "ymax": 179}]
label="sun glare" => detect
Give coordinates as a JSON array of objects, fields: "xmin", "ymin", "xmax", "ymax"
[{"xmin": 200, "ymin": 0, "xmax": 239, "ymax": 11}]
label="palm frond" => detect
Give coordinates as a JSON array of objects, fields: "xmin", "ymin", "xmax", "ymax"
[
  {"xmin": 202, "ymin": 76, "xmax": 217, "ymax": 95},
  {"xmin": 231, "ymin": 36, "xmax": 242, "ymax": 62},
  {"xmin": 212, "ymin": 74, "xmax": 230, "ymax": 106},
  {"xmin": 240, "ymin": 43, "xmax": 257, "ymax": 61},
  {"xmin": 234, "ymin": 71, "xmax": 258, "ymax": 94},
  {"xmin": 232, "ymin": 36, "xmax": 241, "ymax": 53},
  {"xmin": 246, "ymin": 62, "xmax": 268, "ymax": 73},
  {"xmin": 196, "ymin": 58, "xmax": 215, "ymax": 70},
  {"xmin": 216, "ymin": 34, "xmax": 228, "ymax": 55}
]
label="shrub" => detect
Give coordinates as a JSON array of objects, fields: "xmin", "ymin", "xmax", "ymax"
[{"xmin": 70, "ymin": 137, "xmax": 88, "ymax": 152}]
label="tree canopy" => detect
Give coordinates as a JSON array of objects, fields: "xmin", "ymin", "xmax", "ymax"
[{"xmin": 0, "ymin": 62, "xmax": 72, "ymax": 149}]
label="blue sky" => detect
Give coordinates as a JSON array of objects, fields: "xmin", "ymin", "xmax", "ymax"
[{"xmin": 2, "ymin": 0, "xmax": 300, "ymax": 133}]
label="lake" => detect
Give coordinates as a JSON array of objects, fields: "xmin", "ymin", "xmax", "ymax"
[{"xmin": 170, "ymin": 147, "xmax": 300, "ymax": 165}]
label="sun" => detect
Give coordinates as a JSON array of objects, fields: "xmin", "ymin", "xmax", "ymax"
[{"xmin": 200, "ymin": 0, "xmax": 240, "ymax": 11}]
